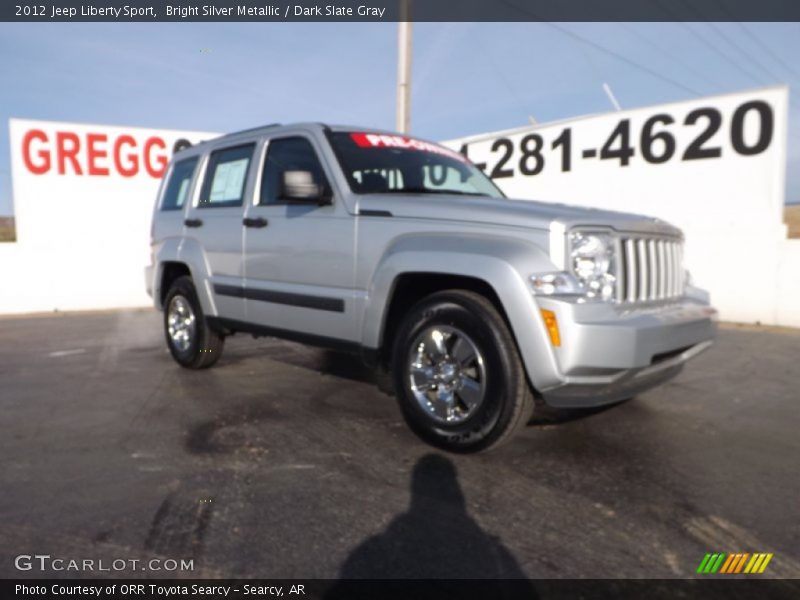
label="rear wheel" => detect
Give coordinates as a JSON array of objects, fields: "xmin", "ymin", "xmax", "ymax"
[
  {"xmin": 163, "ymin": 275, "xmax": 224, "ymax": 369},
  {"xmin": 391, "ymin": 290, "xmax": 534, "ymax": 452}
]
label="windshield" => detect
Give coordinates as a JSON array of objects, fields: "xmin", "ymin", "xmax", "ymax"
[{"xmin": 329, "ymin": 132, "xmax": 505, "ymax": 198}]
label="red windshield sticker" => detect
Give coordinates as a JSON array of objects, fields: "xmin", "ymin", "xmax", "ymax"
[{"xmin": 350, "ymin": 132, "xmax": 467, "ymax": 162}]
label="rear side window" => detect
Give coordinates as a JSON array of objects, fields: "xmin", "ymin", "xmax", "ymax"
[
  {"xmin": 199, "ymin": 143, "xmax": 255, "ymax": 208},
  {"xmin": 161, "ymin": 157, "xmax": 198, "ymax": 211},
  {"xmin": 260, "ymin": 137, "xmax": 330, "ymax": 205}
]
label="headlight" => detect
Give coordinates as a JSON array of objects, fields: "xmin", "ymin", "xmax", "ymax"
[{"xmin": 569, "ymin": 231, "xmax": 617, "ymax": 301}]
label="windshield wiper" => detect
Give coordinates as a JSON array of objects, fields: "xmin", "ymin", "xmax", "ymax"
[{"xmin": 375, "ymin": 187, "xmax": 488, "ymax": 197}]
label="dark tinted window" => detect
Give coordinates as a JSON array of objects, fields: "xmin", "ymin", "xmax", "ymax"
[
  {"xmin": 161, "ymin": 157, "xmax": 198, "ymax": 211},
  {"xmin": 329, "ymin": 132, "xmax": 504, "ymax": 198},
  {"xmin": 199, "ymin": 143, "xmax": 255, "ymax": 208},
  {"xmin": 260, "ymin": 137, "xmax": 330, "ymax": 205}
]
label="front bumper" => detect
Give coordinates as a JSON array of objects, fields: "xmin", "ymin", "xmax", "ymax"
[{"xmin": 534, "ymin": 293, "xmax": 717, "ymax": 408}]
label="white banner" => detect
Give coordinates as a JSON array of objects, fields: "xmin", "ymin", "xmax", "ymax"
[{"xmin": 2, "ymin": 119, "xmax": 219, "ymax": 313}]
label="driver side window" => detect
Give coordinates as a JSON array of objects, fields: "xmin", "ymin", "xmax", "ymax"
[{"xmin": 259, "ymin": 137, "xmax": 330, "ymax": 205}]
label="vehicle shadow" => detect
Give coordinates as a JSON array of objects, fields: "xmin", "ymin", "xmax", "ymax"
[
  {"xmin": 245, "ymin": 341, "xmax": 378, "ymax": 385},
  {"xmin": 528, "ymin": 399, "xmax": 630, "ymax": 426},
  {"xmin": 325, "ymin": 453, "xmax": 538, "ymax": 590},
  {"xmin": 227, "ymin": 338, "xmax": 627, "ymax": 427}
]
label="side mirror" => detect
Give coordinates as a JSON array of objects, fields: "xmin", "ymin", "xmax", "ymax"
[{"xmin": 280, "ymin": 170, "xmax": 331, "ymax": 204}]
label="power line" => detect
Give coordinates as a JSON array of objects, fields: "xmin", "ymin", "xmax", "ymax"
[
  {"xmin": 705, "ymin": 22, "xmax": 783, "ymax": 83},
  {"xmin": 540, "ymin": 22, "xmax": 701, "ymax": 96},
  {"xmin": 703, "ymin": 0, "xmax": 790, "ymax": 82},
  {"xmin": 473, "ymin": 34, "xmax": 528, "ymax": 108},
  {"xmin": 702, "ymin": 0, "xmax": 800, "ymax": 97},
  {"xmin": 619, "ymin": 23, "xmax": 726, "ymax": 92},
  {"xmin": 494, "ymin": 0, "xmax": 701, "ymax": 96},
  {"xmin": 679, "ymin": 22, "xmax": 767, "ymax": 87},
  {"xmin": 737, "ymin": 23, "xmax": 800, "ymax": 85},
  {"xmin": 653, "ymin": 0, "xmax": 772, "ymax": 87}
]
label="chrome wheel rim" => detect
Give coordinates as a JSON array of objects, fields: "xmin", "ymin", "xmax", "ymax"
[
  {"xmin": 407, "ymin": 325, "xmax": 487, "ymax": 425},
  {"xmin": 167, "ymin": 295, "xmax": 196, "ymax": 353}
]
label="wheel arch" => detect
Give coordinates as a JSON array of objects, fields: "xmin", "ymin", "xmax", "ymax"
[
  {"xmin": 159, "ymin": 262, "xmax": 191, "ymax": 308},
  {"xmin": 153, "ymin": 236, "xmax": 216, "ymax": 315},
  {"xmin": 379, "ymin": 273, "xmax": 509, "ymax": 365},
  {"xmin": 361, "ymin": 233, "xmax": 563, "ymax": 392}
]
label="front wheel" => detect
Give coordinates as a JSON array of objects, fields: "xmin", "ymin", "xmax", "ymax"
[
  {"xmin": 391, "ymin": 290, "xmax": 534, "ymax": 453},
  {"xmin": 163, "ymin": 275, "xmax": 224, "ymax": 369}
]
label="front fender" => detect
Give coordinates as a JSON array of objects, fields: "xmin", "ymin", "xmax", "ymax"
[{"xmin": 361, "ymin": 232, "xmax": 564, "ymax": 391}]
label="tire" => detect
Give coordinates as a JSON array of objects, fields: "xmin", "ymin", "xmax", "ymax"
[
  {"xmin": 390, "ymin": 290, "xmax": 534, "ymax": 453},
  {"xmin": 163, "ymin": 275, "xmax": 224, "ymax": 369}
]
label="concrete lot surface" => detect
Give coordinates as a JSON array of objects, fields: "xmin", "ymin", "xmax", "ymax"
[{"xmin": 0, "ymin": 309, "xmax": 798, "ymax": 579}]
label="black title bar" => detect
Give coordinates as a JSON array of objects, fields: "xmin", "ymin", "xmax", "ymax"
[{"xmin": 4, "ymin": 0, "xmax": 800, "ymax": 22}]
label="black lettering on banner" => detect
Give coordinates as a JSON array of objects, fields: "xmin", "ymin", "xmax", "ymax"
[
  {"xmin": 731, "ymin": 100, "xmax": 773, "ymax": 156},
  {"xmin": 640, "ymin": 114, "xmax": 675, "ymax": 164},
  {"xmin": 600, "ymin": 119, "xmax": 634, "ymax": 166},
  {"xmin": 474, "ymin": 98, "xmax": 774, "ymax": 182},
  {"xmin": 489, "ymin": 138, "xmax": 514, "ymax": 178},
  {"xmin": 551, "ymin": 128, "xmax": 572, "ymax": 172},
  {"xmin": 682, "ymin": 108, "xmax": 722, "ymax": 160},
  {"xmin": 519, "ymin": 133, "xmax": 545, "ymax": 176}
]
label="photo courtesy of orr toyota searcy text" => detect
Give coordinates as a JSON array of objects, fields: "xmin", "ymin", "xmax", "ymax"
[{"xmin": 14, "ymin": 584, "xmax": 296, "ymax": 597}]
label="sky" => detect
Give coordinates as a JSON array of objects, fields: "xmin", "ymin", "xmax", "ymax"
[{"xmin": 1, "ymin": 21, "xmax": 799, "ymax": 216}]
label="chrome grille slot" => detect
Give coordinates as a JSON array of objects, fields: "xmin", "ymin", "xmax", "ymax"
[
  {"xmin": 665, "ymin": 240, "xmax": 674, "ymax": 297},
  {"xmin": 624, "ymin": 239, "xmax": 638, "ymax": 302},
  {"xmin": 657, "ymin": 240, "xmax": 667, "ymax": 299},
  {"xmin": 647, "ymin": 239, "xmax": 657, "ymax": 300},
  {"xmin": 638, "ymin": 239, "xmax": 649, "ymax": 301},
  {"xmin": 618, "ymin": 235, "xmax": 684, "ymax": 304}
]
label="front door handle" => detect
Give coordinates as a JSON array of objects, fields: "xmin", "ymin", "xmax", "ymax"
[
  {"xmin": 243, "ymin": 217, "xmax": 269, "ymax": 228},
  {"xmin": 184, "ymin": 218, "xmax": 203, "ymax": 228}
]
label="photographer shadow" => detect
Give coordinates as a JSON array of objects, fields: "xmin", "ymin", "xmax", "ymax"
[{"xmin": 326, "ymin": 454, "xmax": 538, "ymax": 597}]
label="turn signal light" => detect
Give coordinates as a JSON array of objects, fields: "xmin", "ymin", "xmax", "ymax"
[{"xmin": 541, "ymin": 309, "xmax": 561, "ymax": 347}]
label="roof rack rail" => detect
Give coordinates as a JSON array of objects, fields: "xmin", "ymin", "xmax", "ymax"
[{"xmin": 226, "ymin": 122, "xmax": 282, "ymax": 137}]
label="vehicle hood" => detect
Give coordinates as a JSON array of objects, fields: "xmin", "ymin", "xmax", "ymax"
[{"xmin": 354, "ymin": 194, "xmax": 682, "ymax": 237}]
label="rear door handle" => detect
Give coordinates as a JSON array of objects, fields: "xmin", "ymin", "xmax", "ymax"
[
  {"xmin": 184, "ymin": 218, "xmax": 203, "ymax": 228},
  {"xmin": 243, "ymin": 217, "xmax": 269, "ymax": 228}
]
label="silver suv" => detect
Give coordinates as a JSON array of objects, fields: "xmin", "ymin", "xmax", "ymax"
[{"xmin": 146, "ymin": 123, "xmax": 716, "ymax": 452}]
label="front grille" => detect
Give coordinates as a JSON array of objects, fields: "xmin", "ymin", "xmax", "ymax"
[{"xmin": 617, "ymin": 236, "xmax": 684, "ymax": 303}]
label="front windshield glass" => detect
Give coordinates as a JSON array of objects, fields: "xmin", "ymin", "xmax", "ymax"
[{"xmin": 329, "ymin": 132, "xmax": 505, "ymax": 198}]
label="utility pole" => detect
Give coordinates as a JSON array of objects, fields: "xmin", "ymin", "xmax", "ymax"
[{"xmin": 396, "ymin": 0, "xmax": 412, "ymax": 133}]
